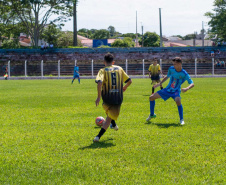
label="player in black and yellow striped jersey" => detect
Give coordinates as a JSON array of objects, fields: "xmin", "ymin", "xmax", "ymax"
[
  {"xmin": 94, "ymin": 53, "xmax": 132, "ymax": 142},
  {"xmin": 148, "ymin": 58, "xmax": 164, "ymax": 94}
]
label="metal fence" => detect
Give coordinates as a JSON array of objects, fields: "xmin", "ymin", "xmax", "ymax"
[{"xmin": 1, "ymin": 58, "xmax": 226, "ymax": 79}]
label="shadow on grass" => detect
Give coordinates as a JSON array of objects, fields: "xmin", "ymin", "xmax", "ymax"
[
  {"xmin": 143, "ymin": 95, "xmax": 150, "ymax": 96},
  {"xmin": 145, "ymin": 121, "xmax": 179, "ymax": 128},
  {"xmin": 78, "ymin": 138, "xmax": 115, "ymax": 150}
]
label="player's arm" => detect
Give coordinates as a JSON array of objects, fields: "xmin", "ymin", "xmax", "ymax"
[
  {"xmin": 154, "ymin": 76, "xmax": 168, "ymax": 88},
  {"xmin": 122, "ymin": 68, "xmax": 132, "ymax": 92},
  {"xmin": 181, "ymin": 83, "xmax": 194, "ymax": 93},
  {"xmin": 158, "ymin": 65, "xmax": 161, "ymax": 75},
  {"xmin": 75, "ymin": 70, "xmax": 80, "ymax": 74},
  {"xmin": 95, "ymin": 81, "xmax": 102, "ymax": 106},
  {"xmin": 95, "ymin": 69, "xmax": 104, "ymax": 106},
  {"xmin": 148, "ymin": 66, "xmax": 152, "ymax": 78},
  {"xmin": 181, "ymin": 74, "xmax": 194, "ymax": 93},
  {"xmin": 123, "ymin": 78, "xmax": 132, "ymax": 92}
]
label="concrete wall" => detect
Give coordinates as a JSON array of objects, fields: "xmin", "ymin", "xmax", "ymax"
[
  {"xmin": 0, "ymin": 46, "xmax": 225, "ymax": 77},
  {"xmin": 0, "ymin": 46, "xmax": 225, "ymax": 62}
]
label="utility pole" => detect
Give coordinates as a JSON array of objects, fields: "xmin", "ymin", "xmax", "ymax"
[
  {"xmin": 141, "ymin": 24, "xmax": 144, "ymax": 47},
  {"xmin": 136, "ymin": 11, "xmax": 138, "ymax": 47},
  {"xmin": 202, "ymin": 21, "xmax": 204, "ymax": 47},
  {"xmin": 193, "ymin": 31, "xmax": 197, "ymax": 47},
  {"xmin": 159, "ymin": 8, "xmax": 163, "ymax": 47},
  {"xmin": 73, "ymin": 1, "xmax": 77, "ymax": 46}
]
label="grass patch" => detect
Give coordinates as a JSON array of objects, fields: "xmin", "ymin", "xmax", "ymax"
[{"xmin": 0, "ymin": 78, "xmax": 225, "ymax": 184}]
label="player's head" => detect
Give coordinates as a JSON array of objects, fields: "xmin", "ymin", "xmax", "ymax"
[
  {"xmin": 172, "ymin": 57, "xmax": 182, "ymax": 63},
  {"xmin": 153, "ymin": 58, "xmax": 158, "ymax": 64},
  {"xmin": 172, "ymin": 57, "xmax": 182, "ymax": 70},
  {"xmin": 104, "ymin": 53, "xmax": 114, "ymax": 64}
]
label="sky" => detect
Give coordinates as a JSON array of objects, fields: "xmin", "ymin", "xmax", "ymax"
[{"xmin": 61, "ymin": 0, "xmax": 215, "ymax": 37}]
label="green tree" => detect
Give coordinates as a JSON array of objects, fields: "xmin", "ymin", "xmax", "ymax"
[
  {"xmin": 93, "ymin": 29, "xmax": 110, "ymax": 39},
  {"xmin": 2, "ymin": 0, "xmax": 75, "ymax": 47},
  {"xmin": 40, "ymin": 24, "xmax": 62, "ymax": 46},
  {"xmin": 111, "ymin": 37, "xmax": 135, "ymax": 47},
  {"xmin": 205, "ymin": 0, "xmax": 226, "ymax": 41},
  {"xmin": 0, "ymin": 1, "xmax": 27, "ymax": 42},
  {"xmin": 139, "ymin": 32, "xmax": 160, "ymax": 47},
  {"xmin": 183, "ymin": 34, "xmax": 196, "ymax": 40},
  {"xmin": 78, "ymin": 28, "xmax": 93, "ymax": 38},
  {"xmin": 108, "ymin": 26, "xmax": 116, "ymax": 37},
  {"xmin": 121, "ymin": 33, "xmax": 140, "ymax": 39},
  {"xmin": 57, "ymin": 31, "xmax": 82, "ymax": 48},
  {"xmin": 2, "ymin": 38, "xmax": 20, "ymax": 49}
]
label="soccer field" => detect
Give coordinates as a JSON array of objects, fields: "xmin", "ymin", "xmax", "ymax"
[{"xmin": 0, "ymin": 78, "xmax": 225, "ymax": 184}]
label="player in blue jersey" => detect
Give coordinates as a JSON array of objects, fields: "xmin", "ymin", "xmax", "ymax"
[
  {"xmin": 71, "ymin": 64, "xmax": 80, "ymax": 84},
  {"xmin": 146, "ymin": 57, "xmax": 194, "ymax": 125}
]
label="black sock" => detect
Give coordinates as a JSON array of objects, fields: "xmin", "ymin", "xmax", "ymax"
[
  {"xmin": 97, "ymin": 128, "xmax": 106, "ymax": 138},
  {"xmin": 111, "ymin": 120, "xmax": 116, "ymax": 127},
  {"xmin": 152, "ymin": 87, "xmax": 154, "ymax": 94},
  {"xmin": 160, "ymin": 86, "xmax": 163, "ymax": 90}
]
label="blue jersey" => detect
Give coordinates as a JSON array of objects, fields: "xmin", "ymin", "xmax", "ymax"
[
  {"xmin": 165, "ymin": 66, "xmax": 193, "ymax": 92},
  {"xmin": 74, "ymin": 66, "xmax": 79, "ymax": 75}
]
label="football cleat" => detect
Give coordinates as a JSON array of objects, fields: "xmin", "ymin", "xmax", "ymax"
[
  {"xmin": 110, "ymin": 124, "xmax": 119, "ymax": 131},
  {"xmin": 180, "ymin": 119, "xmax": 185, "ymax": 125},
  {"xmin": 93, "ymin": 136, "xmax": 100, "ymax": 142},
  {"xmin": 146, "ymin": 114, "xmax": 156, "ymax": 122}
]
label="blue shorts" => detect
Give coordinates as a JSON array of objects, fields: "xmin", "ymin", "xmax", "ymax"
[
  {"xmin": 157, "ymin": 89, "xmax": 180, "ymax": 101},
  {"xmin": 73, "ymin": 73, "xmax": 79, "ymax": 78}
]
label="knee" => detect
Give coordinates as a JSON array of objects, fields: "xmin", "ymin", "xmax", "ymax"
[
  {"xmin": 149, "ymin": 95, "xmax": 154, "ymax": 101},
  {"xmin": 175, "ymin": 100, "xmax": 181, "ymax": 106},
  {"xmin": 175, "ymin": 98, "xmax": 181, "ymax": 106}
]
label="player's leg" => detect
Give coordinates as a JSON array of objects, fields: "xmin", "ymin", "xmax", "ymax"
[
  {"xmin": 152, "ymin": 86, "xmax": 155, "ymax": 94},
  {"xmin": 156, "ymin": 79, "xmax": 163, "ymax": 90},
  {"xmin": 94, "ymin": 116, "xmax": 112, "ymax": 142},
  {"xmin": 146, "ymin": 92, "xmax": 161, "ymax": 121},
  {"xmin": 94, "ymin": 104, "xmax": 120, "ymax": 142},
  {"xmin": 71, "ymin": 78, "xmax": 75, "ymax": 84},
  {"xmin": 110, "ymin": 119, "xmax": 119, "ymax": 131},
  {"xmin": 78, "ymin": 77, "xmax": 80, "ymax": 84},
  {"xmin": 109, "ymin": 105, "xmax": 120, "ymax": 130},
  {"xmin": 175, "ymin": 97, "xmax": 184, "ymax": 125},
  {"xmin": 111, "ymin": 120, "xmax": 116, "ymax": 127},
  {"xmin": 152, "ymin": 80, "xmax": 157, "ymax": 94}
]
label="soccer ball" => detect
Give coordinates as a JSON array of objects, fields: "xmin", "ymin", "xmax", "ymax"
[{"xmin": 95, "ymin": 116, "xmax": 105, "ymax": 127}]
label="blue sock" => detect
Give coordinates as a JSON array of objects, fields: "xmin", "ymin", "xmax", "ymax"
[
  {"xmin": 78, "ymin": 78, "xmax": 80, "ymax": 84},
  {"xmin": 150, "ymin": 100, "xmax": 155, "ymax": 116},
  {"xmin": 178, "ymin": 105, "xmax": 183, "ymax": 120}
]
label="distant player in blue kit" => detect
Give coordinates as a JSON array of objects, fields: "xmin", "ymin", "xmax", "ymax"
[
  {"xmin": 71, "ymin": 64, "xmax": 80, "ymax": 84},
  {"xmin": 146, "ymin": 57, "xmax": 194, "ymax": 125}
]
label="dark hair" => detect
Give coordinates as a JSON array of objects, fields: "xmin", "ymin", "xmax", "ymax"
[
  {"xmin": 172, "ymin": 57, "xmax": 182, "ymax": 63},
  {"xmin": 104, "ymin": 53, "xmax": 114, "ymax": 63}
]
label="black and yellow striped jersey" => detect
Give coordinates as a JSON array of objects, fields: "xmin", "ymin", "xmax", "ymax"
[
  {"xmin": 95, "ymin": 65, "xmax": 130, "ymax": 105},
  {"xmin": 148, "ymin": 64, "xmax": 161, "ymax": 76}
]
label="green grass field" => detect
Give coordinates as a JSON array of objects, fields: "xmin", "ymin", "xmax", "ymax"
[{"xmin": 0, "ymin": 78, "xmax": 225, "ymax": 184}]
